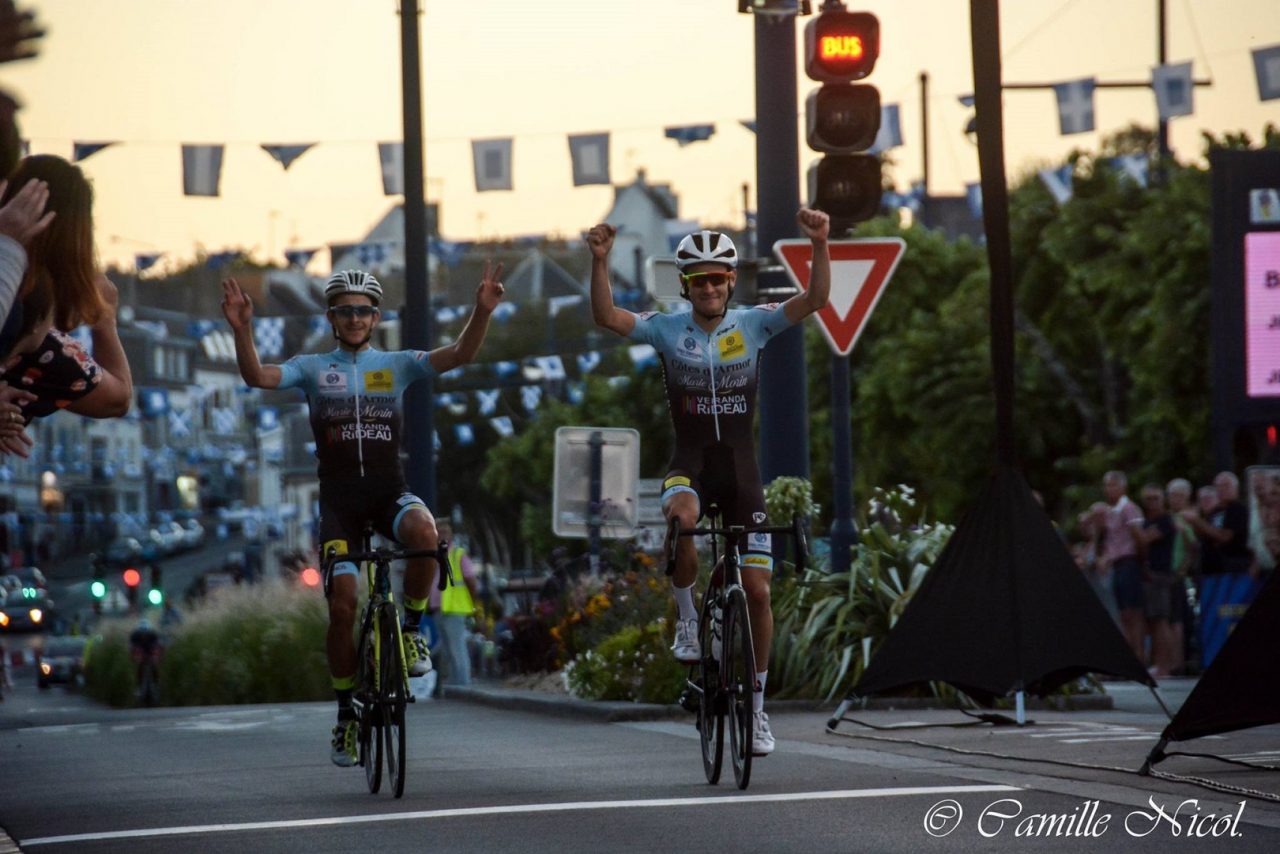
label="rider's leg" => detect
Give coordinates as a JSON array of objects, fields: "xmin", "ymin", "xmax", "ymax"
[
  {"xmin": 741, "ymin": 566, "xmax": 773, "ymax": 675},
  {"xmin": 664, "ymin": 489, "xmax": 702, "ymax": 662},
  {"xmin": 394, "ymin": 506, "xmax": 438, "ymax": 676},
  {"xmin": 326, "ymin": 570, "xmax": 359, "ymax": 712}
]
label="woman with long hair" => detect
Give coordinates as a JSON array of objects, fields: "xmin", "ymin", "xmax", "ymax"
[{"xmin": 0, "ymin": 155, "xmax": 131, "ymax": 457}]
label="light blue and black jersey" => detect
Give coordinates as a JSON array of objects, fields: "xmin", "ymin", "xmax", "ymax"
[{"xmin": 278, "ymin": 347, "xmax": 436, "ymax": 480}]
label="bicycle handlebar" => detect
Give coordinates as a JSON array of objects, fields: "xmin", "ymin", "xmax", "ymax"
[
  {"xmin": 664, "ymin": 514, "xmax": 809, "ymax": 575},
  {"xmin": 332, "ymin": 539, "xmax": 456, "ymax": 591}
]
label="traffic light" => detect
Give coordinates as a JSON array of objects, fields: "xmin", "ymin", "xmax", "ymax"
[
  {"xmin": 147, "ymin": 566, "xmax": 163, "ymax": 606},
  {"xmin": 123, "ymin": 567, "xmax": 140, "ymax": 607},
  {"xmin": 804, "ymin": 2, "xmax": 883, "ymax": 228},
  {"xmin": 90, "ymin": 562, "xmax": 107, "ymax": 603}
]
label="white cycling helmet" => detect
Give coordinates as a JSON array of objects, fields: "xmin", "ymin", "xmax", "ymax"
[
  {"xmin": 325, "ymin": 270, "xmax": 383, "ymax": 305},
  {"xmin": 674, "ymin": 230, "xmax": 738, "ymax": 272}
]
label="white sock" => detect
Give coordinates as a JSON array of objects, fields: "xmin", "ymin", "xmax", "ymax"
[
  {"xmin": 672, "ymin": 583, "xmax": 697, "ymax": 622},
  {"xmin": 754, "ymin": 671, "xmax": 767, "ymax": 713}
]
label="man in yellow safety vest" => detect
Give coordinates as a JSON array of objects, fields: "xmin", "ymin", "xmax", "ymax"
[{"xmin": 432, "ymin": 520, "xmax": 479, "ymax": 686}]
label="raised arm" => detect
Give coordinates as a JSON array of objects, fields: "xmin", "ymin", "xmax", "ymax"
[
  {"xmin": 783, "ymin": 207, "xmax": 831, "ymax": 324},
  {"xmin": 430, "ymin": 260, "xmax": 505, "ymax": 373},
  {"xmin": 221, "ymin": 277, "xmax": 282, "ymax": 389},
  {"xmin": 585, "ymin": 223, "xmax": 635, "ymax": 337},
  {"xmin": 66, "ymin": 274, "xmax": 132, "ymax": 418}
]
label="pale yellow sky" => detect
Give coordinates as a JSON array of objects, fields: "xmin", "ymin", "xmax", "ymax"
[{"xmin": 3, "ymin": 0, "xmax": 1278, "ymax": 273}]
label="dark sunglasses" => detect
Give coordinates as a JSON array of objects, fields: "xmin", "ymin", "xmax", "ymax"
[
  {"xmin": 681, "ymin": 271, "xmax": 733, "ymax": 287},
  {"xmin": 329, "ymin": 305, "xmax": 378, "ymax": 320}
]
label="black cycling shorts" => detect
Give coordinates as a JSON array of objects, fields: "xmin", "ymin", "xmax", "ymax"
[{"xmin": 318, "ymin": 476, "xmax": 428, "ymax": 589}]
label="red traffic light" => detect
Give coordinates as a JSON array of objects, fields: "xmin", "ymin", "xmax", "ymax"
[
  {"xmin": 300, "ymin": 567, "xmax": 321, "ymax": 587},
  {"xmin": 123, "ymin": 568, "xmax": 141, "ymax": 587},
  {"xmin": 805, "ymin": 9, "xmax": 879, "ymax": 83}
]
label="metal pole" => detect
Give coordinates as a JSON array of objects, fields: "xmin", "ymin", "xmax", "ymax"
[
  {"xmin": 755, "ymin": 12, "xmax": 809, "ymax": 485},
  {"xmin": 1156, "ymin": 0, "xmax": 1170, "ymax": 165},
  {"xmin": 829, "ymin": 354, "xmax": 855, "ymax": 573},
  {"xmin": 588, "ymin": 431, "xmax": 604, "ymax": 575},
  {"xmin": 399, "ymin": 0, "xmax": 435, "ymax": 507},
  {"xmin": 919, "ymin": 71, "xmax": 930, "ymax": 227}
]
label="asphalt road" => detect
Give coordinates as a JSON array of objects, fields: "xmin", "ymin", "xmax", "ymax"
[{"xmin": 2, "ymin": 678, "xmax": 1279, "ymax": 853}]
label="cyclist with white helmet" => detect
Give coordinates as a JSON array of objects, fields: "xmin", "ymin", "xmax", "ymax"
[
  {"xmin": 221, "ymin": 264, "xmax": 504, "ymax": 767},
  {"xmin": 585, "ymin": 208, "xmax": 830, "ymax": 756}
]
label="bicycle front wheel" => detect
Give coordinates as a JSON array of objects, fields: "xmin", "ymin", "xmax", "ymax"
[
  {"xmin": 358, "ymin": 615, "xmax": 383, "ymax": 794},
  {"xmin": 696, "ymin": 590, "xmax": 724, "ymax": 784},
  {"xmin": 378, "ymin": 602, "xmax": 408, "ymax": 798},
  {"xmin": 724, "ymin": 585, "xmax": 755, "ymax": 790}
]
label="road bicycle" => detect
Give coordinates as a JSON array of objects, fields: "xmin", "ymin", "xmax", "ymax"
[
  {"xmin": 333, "ymin": 527, "xmax": 453, "ymax": 798},
  {"xmin": 667, "ymin": 509, "xmax": 807, "ymax": 790}
]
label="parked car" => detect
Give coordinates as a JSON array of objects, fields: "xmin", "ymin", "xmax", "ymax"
[
  {"xmin": 37, "ymin": 636, "xmax": 87, "ymax": 689},
  {"xmin": 103, "ymin": 537, "xmax": 143, "ymax": 568},
  {"xmin": 157, "ymin": 522, "xmax": 187, "ymax": 554},
  {"xmin": 6, "ymin": 566, "xmax": 47, "ymax": 597},
  {"xmin": 181, "ymin": 519, "xmax": 206, "ymax": 550}
]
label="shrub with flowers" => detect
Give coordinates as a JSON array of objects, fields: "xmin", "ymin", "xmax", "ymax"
[
  {"xmin": 549, "ymin": 556, "xmax": 674, "ymax": 666},
  {"xmin": 563, "ymin": 622, "xmax": 686, "ymax": 703}
]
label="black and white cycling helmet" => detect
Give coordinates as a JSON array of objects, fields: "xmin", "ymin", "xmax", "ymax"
[
  {"xmin": 325, "ymin": 269, "xmax": 383, "ymax": 305},
  {"xmin": 674, "ymin": 230, "xmax": 738, "ymax": 272}
]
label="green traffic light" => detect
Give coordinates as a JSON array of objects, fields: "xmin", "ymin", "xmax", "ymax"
[
  {"xmin": 90, "ymin": 580, "xmax": 107, "ymax": 599},
  {"xmin": 147, "ymin": 588, "xmax": 163, "ymax": 606}
]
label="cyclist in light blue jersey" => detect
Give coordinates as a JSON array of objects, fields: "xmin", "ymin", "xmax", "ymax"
[
  {"xmin": 586, "ymin": 208, "xmax": 830, "ymax": 755},
  {"xmin": 222, "ymin": 263, "xmax": 504, "ymax": 766}
]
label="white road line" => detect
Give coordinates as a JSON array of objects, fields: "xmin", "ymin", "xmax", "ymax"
[
  {"xmin": 21, "ymin": 785, "xmax": 1020, "ymax": 847},
  {"xmin": 1061, "ymin": 735, "xmax": 1161, "ymax": 744}
]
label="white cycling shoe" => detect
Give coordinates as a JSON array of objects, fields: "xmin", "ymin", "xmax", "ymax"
[
  {"xmin": 752, "ymin": 710, "xmax": 775, "ymax": 756},
  {"xmin": 671, "ymin": 618, "xmax": 701, "ymax": 663}
]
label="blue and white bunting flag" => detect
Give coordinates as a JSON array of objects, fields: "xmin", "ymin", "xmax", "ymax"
[
  {"xmin": 664, "ymin": 124, "xmax": 716, "ymax": 146},
  {"xmin": 1152, "ymin": 62, "xmax": 1194, "ymax": 119},
  {"xmin": 1038, "ymin": 165, "xmax": 1074, "ymax": 204},
  {"xmin": 140, "ymin": 388, "xmax": 170, "ymax": 418},
  {"xmin": 455, "ymin": 424, "xmax": 475, "ymax": 446},
  {"xmin": 490, "ymin": 416, "xmax": 514, "ymax": 438},
  {"xmin": 869, "ymin": 104, "xmax": 902, "ymax": 153},
  {"xmin": 135, "ymin": 252, "xmax": 163, "ymax": 272},
  {"xmin": 72, "ymin": 141, "xmax": 116, "ymax": 163},
  {"xmin": 567, "ymin": 381, "xmax": 585, "ymax": 405},
  {"xmin": 1110, "ymin": 153, "xmax": 1150, "ymax": 188},
  {"xmin": 739, "ymin": 120, "xmax": 757, "ymax": 134},
  {"xmin": 477, "ymin": 389, "xmax": 500, "ymax": 416},
  {"xmin": 257, "ymin": 407, "xmax": 279, "ymax": 432},
  {"xmin": 966, "ymin": 182, "xmax": 984, "ymax": 220},
  {"xmin": 429, "ymin": 237, "xmax": 469, "ymax": 268},
  {"xmin": 492, "ymin": 302, "xmax": 518, "ymax": 322},
  {"xmin": 1253, "ymin": 45, "xmax": 1280, "ymax": 101},
  {"xmin": 261, "ymin": 143, "xmax": 315, "ymax": 171},
  {"xmin": 355, "ymin": 241, "xmax": 390, "ymax": 267},
  {"xmin": 493, "ymin": 360, "xmax": 520, "ymax": 378},
  {"xmin": 905, "ymin": 181, "xmax": 926, "ymax": 214},
  {"xmin": 378, "ymin": 142, "xmax": 404, "ymax": 195},
  {"xmin": 187, "ymin": 319, "xmax": 218, "ymax": 339},
  {"xmin": 284, "ymin": 247, "xmax": 318, "ymax": 268},
  {"xmin": 608, "ymin": 376, "xmax": 631, "ymax": 390},
  {"xmin": 1052, "ymin": 78, "xmax": 1096, "ymax": 135},
  {"xmin": 253, "ymin": 317, "xmax": 285, "ymax": 359},
  {"xmin": 205, "ymin": 250, "xmax": 239, "ymax": 270},
  {"xmin": 568, "ymin": 132, "xmax": 610, "ymax": 186},
  {"xmin": 521, "ymin": 385, "xmax": 542, "ymax": 413},
  {"xmin": 548, "ymin": 294, "xmax": 584, "ymax": 317},
  {"xmin": 167, "ymin": 409, "xmax": 191, "ymax": 439},
  {"xmin": 182, "ymin": 144, "xmax": 224, "ymax": 196},
  {"xmin": 309, "ymin": 314, "xmax": 330, "ymax": 336},
  {"xmin": 534, "ymin": 355, "xmax": 566, "ymax": 381},
  {"xmin": 577, "ymin": 351, "xmax": 601, "ymax": 374},
  {"xmin": 212, "ymin": 407, "xmax": 239, "ymax": 434},
  {"xmin": 472, "ymin": 138, "xmax": 513, "ymax": 192},
  {"xmin": 628, "ymin": 344, "xmax": 658, "ymax": 369},
  {"xmin": 434, "ymin": 305, "xmax": 463, "ymax": 324}
]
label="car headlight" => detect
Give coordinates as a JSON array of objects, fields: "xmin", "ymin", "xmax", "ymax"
[
  {"xmin": 40, "ymin": 662, "xmax": 51, "ymax": 675},
  {"xmin": 0, "ymin": 611, "xmax": 9, "ymax": 627},
  {"xmin": 29, "ymin": 608, "xmax": 43, "ymax": 624}
]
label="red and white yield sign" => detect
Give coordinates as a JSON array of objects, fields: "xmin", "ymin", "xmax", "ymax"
[{"xmin": 773, "ymin": 237, "xmax": 906, "ymax": 356}]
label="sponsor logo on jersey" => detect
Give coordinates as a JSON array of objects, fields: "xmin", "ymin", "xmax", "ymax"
[
  {"xmin": 718, "ymin": 331, "xmax": 746, "ymax": 362},
  {"xmin": 320, "ymin": 371, "xmax": 348, "ymax": 392},
  {"xmin": 753, "ymin": 302, "xmax": 782, "ymax": 312},
  {"xmin": 338, "ymin": 424, "xmax": 393, "ymax": 442},
  {"xmin": 683, "ymin": 393, "xmax": 748, "ymax": 416},
  {"xmin": 752, "ymin": 511, "xmax": 767, "ymax": 524},
  {"xmin": 322, "ymin": 539, "xmax": 349, "ymax": 559},
  {"xmin": 364, "ymin": 370, "xmax": 393, "ymax": 393}
]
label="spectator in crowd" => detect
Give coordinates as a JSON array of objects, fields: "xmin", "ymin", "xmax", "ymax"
[
  {"xmin": 1134, "ymin": 484, "xmax": 1176, "ymax": 678},
  {"xmin": 1080, "ymin": 471, "xmax": 1144, "ymax": 652},
  {"xmin": 1164, "ymin": 478, "xmax": 1198, "ymax": 675},
  {"xmin": 431, "ymin": 519, "xmax": 479, "ymax": 687},
  {"xmin": 1183, "ymin": 472, "xmax": 1252, "ymax": 577},
  {"xmin": 1247, "ymin": 468, "xmax": 1280, "ymax": 577}
]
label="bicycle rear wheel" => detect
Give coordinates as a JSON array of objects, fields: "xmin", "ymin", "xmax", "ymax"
[
  {"xmin": 696, "ymin": 590, "xmax": 724, "ymax": 784},
  {"xmin": 378, "ymin": 602, "xmax": 408, "ymax": 798},
  {"xmin": 724, "ymin": 585, "xmax": 755, "ymax": 790}
]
